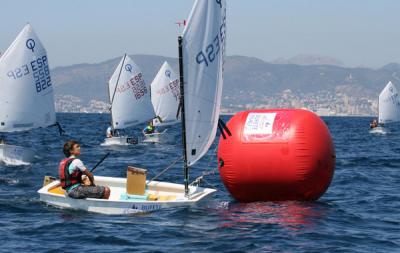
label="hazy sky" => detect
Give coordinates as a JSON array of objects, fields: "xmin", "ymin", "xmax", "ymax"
[{"xmin": 1, "ymin": 0, "xmax": 399, "ymax": 68}]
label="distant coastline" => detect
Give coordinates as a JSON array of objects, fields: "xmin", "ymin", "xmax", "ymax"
[
  {"xmin": 55, "ymin": 111, "xmax": 375, "ymax": 117},
  {"xmin": 52, "ymin": 54, "xmax": 392, "ymax": 117}
]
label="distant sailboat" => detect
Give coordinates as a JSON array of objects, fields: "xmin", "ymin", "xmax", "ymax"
[
  {"xmin": 39, "ymin": 0, "xmax": 227, "ymax": 214},
  {"xmin": 150, "ymin": 61, "xmax": 180, "ymax": 127},
  {"xmin": 102, "ymin": 54, "xmax": 155, "ymax": 145},
  {"xmin": 378, "ymin": 81, "xmax": 400, "ymax": 124},
  {"xmin": 0, "ymin": 24, "xmax": 57, "ymax": 165},
  {"xmin": 143, "ymin": 61, "xmax": 180, "ymax": 143}
]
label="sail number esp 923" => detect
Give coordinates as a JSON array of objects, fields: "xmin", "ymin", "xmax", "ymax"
[{"xmin": 6, "ymin": 55, "xmax": 52, "ymax": 94}]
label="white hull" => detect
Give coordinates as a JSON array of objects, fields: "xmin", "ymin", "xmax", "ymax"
[
  {"xmin": 142, "ymin": 131, "xmax": 165, "ymax": 143},
  {"xmin": 369, "ymin": 126, "xmax": 387, "ymax": 135},
  {"xmin": 38, "ymin": 176, "xmax": 216, "ymax": 214},
  {"xmin": 101, "ymin": 136, "xmax": 137, "ymax": 146},
  {"xmin": 0, "ymin": 144, "xmax": 36, "ymax": 165}
]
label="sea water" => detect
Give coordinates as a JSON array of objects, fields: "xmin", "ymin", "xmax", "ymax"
[{"xmin": 0, "ymin": 114, "xmax": 399, "ymax": 252}]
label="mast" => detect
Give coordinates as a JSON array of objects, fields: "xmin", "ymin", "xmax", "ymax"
[
  {"xmin": 178, "ymin": 36, "xmax": 189, "ymax": 196},
  {"xmin": 378, "ymin": 94, "xmax": 380, "ymax": 123},
  {"xmin": 109, "ymin": 54, "xmax": 127, "ymax": 131}
]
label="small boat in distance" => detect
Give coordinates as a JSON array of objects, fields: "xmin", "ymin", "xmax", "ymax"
[
  {"xmin": 39, "ymin": 0, "xmax": 227, "ymax": 213},
  {"xmin": 143, "ymin": 61, "xmax": 181, "ymax": 143},
  {"xmin": 150, "ymin": 61, "xmax": 181, "ymax": 127},
  {"xmin": 102, "ymin": 54, "xmax": 155, "ymax": 146},
  {"xmin": 378, "ymin": 81, "xmax": 400, "ymax": 125},
  {"xmin": 0, "ymin": 24, "xmax": 58, "ymax": 165},
  {"xmin": 370, "ymin": 81, "xmax": 399, "ymax": 134}
]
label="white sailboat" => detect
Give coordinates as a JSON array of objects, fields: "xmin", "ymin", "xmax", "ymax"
[
  {"xmin": 0, "ymin": 24, "xmax": 56, "ymax": 165},
  {"xmin": 150, "ymin": 61, "xmax": 180, "ymax": 127},
  {"xmin": 378, "ymin": 81, "xmax": 400, "ymax": 124},
  {"xmin": 144, "ymin": 61, "xmax": 181, "ymax": 143},
  {"xmin": 102, "ymin": 54, "xmax": 155, "ymax": 146},
  {"xmin": 39, "ymin": 0, "xmax": 227, "ymax": 214}
]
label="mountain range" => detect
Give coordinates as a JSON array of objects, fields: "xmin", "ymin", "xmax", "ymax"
[{"xmin": 51, "ymin": 54, "xmax": 400, "ymax": 114}]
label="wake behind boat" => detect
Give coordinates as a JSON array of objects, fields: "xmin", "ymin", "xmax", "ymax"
[{"xmin": 0, "ymin": 143, "xmax": 36, "ymax": 165}]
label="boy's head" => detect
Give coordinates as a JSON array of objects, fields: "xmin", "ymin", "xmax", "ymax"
[{"xmin": 63, "ymin": 140, "xmax": 80, "ymax": 157}]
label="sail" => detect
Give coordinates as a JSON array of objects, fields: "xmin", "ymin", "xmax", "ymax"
[
  {"xmin": 378, "ymin": 81, "xmax": 400, "ymax": 124},
  {"xmin": 150, "ymin": 61, "xmax": 180, "ymax": 125},
  {"xmin": 0, "ymin": 24, "xmax": 56, "ymax": 132},
  {"xmin": 182, "ymin": 0, "xmax": 227, "ymax": 166},
  {"xmin": 109, "ymin": 55, "xmax": 155, "ymax": 129}
]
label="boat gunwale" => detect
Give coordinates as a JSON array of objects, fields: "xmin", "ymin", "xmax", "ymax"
[{"xmin": 38, "ymin": 176, "xmax": 216, "ymax": 204}]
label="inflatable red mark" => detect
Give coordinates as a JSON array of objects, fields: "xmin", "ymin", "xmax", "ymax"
[{"xmin": 218, "ymin": 109, "xmax": 335, "ymax": 202}]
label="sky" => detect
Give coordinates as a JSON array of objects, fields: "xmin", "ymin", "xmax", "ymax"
[{"xmin": 1, "ymin": 0, "xmax": 399, "ymax": 68}]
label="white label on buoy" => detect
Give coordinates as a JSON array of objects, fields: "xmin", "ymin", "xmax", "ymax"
[{"xmin": 244, "ymin": 113, "xmax": 276, "ymax": 135}]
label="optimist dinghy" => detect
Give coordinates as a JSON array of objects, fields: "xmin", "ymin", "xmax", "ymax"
[
  {"xmin": 150, "ymin": 61, "xmax": 181, "ymax": 127},
  {"xmin": 38, "ymin": 175, "xmax": 216, "ymax": 214},
  {"xmin": 143, "ymin": 62, "xmax": 180, "ymax": 143},
  {"xmin": 378, "ymin": 81, "xmax": 400, "ymax": 125},
  {"xmin": 0, "ymin": 24, "xmax": 58, "ymax": 164},
  {"xmin": 39, "ymin": 0, "xmax": 227, "ymax": 214},
  {"xmin": 102, "ymin": 54, "xmax": 155, "ymax": 146}
]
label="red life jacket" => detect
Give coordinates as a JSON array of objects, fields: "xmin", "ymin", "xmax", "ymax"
[{"xmin": 59, "ymin": 158, "xmax": 82, "ymax": 189}]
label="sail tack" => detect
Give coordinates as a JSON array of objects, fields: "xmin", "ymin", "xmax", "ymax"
[
  {"xmin": 0, "ymin": 24, "xmax": 56, "ymax": 132},
  {"xmin": 182, "ymin": 0, "xmax": 227, "ymax": 166},
  {"xmin": 150, "ymin": 61, "xmax": 180, "ymax": 125},
  {"xmin": 379, "ymin": 81, "xmax": 400, "ymax": 124},
  {"xmin": 109, "ymin": 55, "xmax": 155, "ymax": 129}
]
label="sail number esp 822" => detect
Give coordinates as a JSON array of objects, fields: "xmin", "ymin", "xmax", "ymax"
[
  {"xmin": 6, "ymin": 38, "xmax": 52, "ymax": 94},
  {"xmin": 195, "ymin": 0, "xmax": 226, "ymax": 67}
]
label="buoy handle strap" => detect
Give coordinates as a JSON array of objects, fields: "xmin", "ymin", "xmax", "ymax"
[{"xmin": 218, "ymin": 119, "xmax": 232, "ymax": 139}]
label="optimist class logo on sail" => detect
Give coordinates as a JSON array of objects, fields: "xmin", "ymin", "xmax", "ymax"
[
  {"xmin": 125, "ymin": 64, "xmax": 133, "ymax": 73},
  {"xmin": 26, "ymin": 38, "xmax": 36, "ymax": 52}
]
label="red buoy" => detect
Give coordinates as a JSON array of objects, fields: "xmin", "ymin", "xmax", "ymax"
[{"xmin": 218, "ymin": 109, "xmax": 335, "ymax": 202}]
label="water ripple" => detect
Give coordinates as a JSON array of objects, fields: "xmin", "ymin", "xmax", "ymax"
[{"xmin": 0, "ymin": 114, "xmax": 399, "ymax": 252}]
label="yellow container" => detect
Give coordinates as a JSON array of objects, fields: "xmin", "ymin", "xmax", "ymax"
[{"xmin": 126, "ymin": 166, "xmax": 147, "ymax": 195}]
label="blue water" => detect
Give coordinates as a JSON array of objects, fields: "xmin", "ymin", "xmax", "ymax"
[{"xmin": 0, "ymin": 114, "xmax": 399, "ymax": 252}]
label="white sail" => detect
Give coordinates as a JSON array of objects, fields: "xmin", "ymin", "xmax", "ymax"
[
  {"xmin": 182, "ymin": 0, "xmax": 227, "ymax": 166},
  {"xmin": 150, "ymin": 61, "xmax": 180, "ymax": 125},
  {"xmin": 0, "ymin": 24, "xmax": 56, "ymax": 132},
  {"xmin": 109, "ymin": 55, "xmax": 155, "ymax": 129},
  {"xmin": 378, "ymin": 81, "xmax": 400, "ymax": 124}
]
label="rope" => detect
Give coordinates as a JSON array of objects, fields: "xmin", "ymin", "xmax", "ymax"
[
  {"xmin": 189, "ymin": 167, "xmax": 219, "ymax": 188},
  {"xmin": 148, "ymin": 156, "xmax": 183, "ymax": 183},
  {"xmin": 189, "ymin": 145, "xmax": 219, "ymax": 188},
  {"xmin": 148, "ymin": 146, "xmax": 218, "ymax": 188}
]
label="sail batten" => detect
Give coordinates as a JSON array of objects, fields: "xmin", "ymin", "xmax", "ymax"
[
  {"xmin": 181, "ymin": 0, "xmax": 227, "ymax": 166},
  {"xmin": 108, "ymin": 55, "xmax": 155, "ymax": 129},
  {"xmin": 0, "ymin": 24, "xmax": 56, "ymax": 132},
  {"xmin": 378, "ymin": 81, "xmax": 400, "ymax": 124}
]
